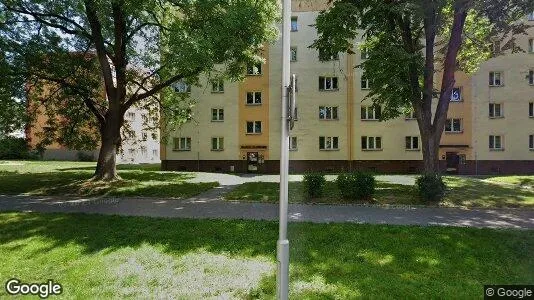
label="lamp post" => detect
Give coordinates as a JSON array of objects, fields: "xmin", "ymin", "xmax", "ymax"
[{"xmin": 277, "ymin": 0, "xmax": 291, "ymax": 298}]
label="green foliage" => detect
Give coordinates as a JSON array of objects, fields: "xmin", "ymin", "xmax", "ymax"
[
  {"xmin": 76, "ymin": 151, "xmax": 95, "ymax": 162},
  {"xmin": 0, "ymin": 137, "xmax": 31, "ymax": 159},
  {"xmin": 303, "ymin": 173, "xmax": 326, "ymax": 199},
  {"xmin": 336, "ymin": 171, "xmax": 376, "ymax": 200},
  {"xmin": 416, "ymin": 173, "xmax": 447, "ymax": 202}
]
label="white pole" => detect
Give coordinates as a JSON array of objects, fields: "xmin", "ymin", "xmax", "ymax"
[{"xmin": 277, "ymin": 0, "xmax": 291, "ymax": 298}]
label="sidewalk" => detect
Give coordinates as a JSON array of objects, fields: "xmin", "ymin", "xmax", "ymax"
[{"xmin": 1, "ymin": 191, "xmax": 533, "ymax": 229}]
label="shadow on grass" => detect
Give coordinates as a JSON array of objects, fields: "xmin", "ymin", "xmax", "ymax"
[
  {"xmin": 0, "ymin": 170, "xmax": 210, "ymax": 198},
  {"xmin": 58, "ymin": 163, "xmax": 162, "ymax": 172},
  {"xmin": 0, "ymin": 212, "xmax": 532, "ymax": 298}
]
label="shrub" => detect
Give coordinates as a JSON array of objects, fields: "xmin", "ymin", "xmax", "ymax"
[
  {"xmin": 76, "ymin": 151, "xmax": 95, "ymax": 162},
  {"xmin": 416, "ymin": 173, "xmax": 446, "ymax": 202},
  {"xmin": 336, "ymin": 171, "xmax": 376, "ymax": 200},
  {"xmin": 303, "ymin": 173, "xmax": 326, "ymax": 198},
  {"xmin": 0, "ymin": 137, "xmax": 31, "ymax": 159}
]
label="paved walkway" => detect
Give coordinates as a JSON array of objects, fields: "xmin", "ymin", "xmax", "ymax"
[{"xmin": 1, "ymin": 191, "xmax": 533, "ymax": 229}]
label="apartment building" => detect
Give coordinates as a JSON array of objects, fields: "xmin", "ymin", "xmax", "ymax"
[{"xmin": 161, "ymin": 2, "xmax": 534, "ymax": 175}]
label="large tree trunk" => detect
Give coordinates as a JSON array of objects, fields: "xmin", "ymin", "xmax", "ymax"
[
  {"xmin": 93, "ymin": 113, "xmax": 123, "ymax": 181},
  {"xmin": 420, "ymin": 127, "xmax": 441, "ymax": 174}
]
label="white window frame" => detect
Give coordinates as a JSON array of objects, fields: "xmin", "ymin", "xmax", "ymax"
[
  {"xmin": 450, "ymin": 87, "xmax": 462, "ymax": 102},
  {"xmin": 173, "ymin": 80, "xmax": 191, "ymax": 93},
  {"xmin": 529, "ymin": 11, "xmax": 534, "ymax": 21},
  {"xmin": 405, "ymin": 110, "xmax": 417, "ymax": 120},
  {"xmin": 529, "ymin": 70, "xmax": 534, "ymax": 85},
  {"xmin": 211, "ymin": 80, "xmax": 224, "ymax": 93},
  {"xmin": 405, "ymin": 136, "xmax": 420, "ymax": 150},
  {"xmin": 246, "ymin": 121, "xmax": 262, "ymax": 134},
  {"xmin": 211, "ymin": 108, "xmax": 224, "ymax": 121},
  {"xmin": 361, "ymin": 106, "xmax": 380, "ymax": 120},
  {"xmin": 174, "ymin": 137, "xmax": 191, "ymax": 151},
  {"xmin": 529, "ymin": 102, "xmax": 533, "ymax": 118},
  {"xmin": 211, "ymin": 137, "xmax": 224, "ymax": 151},
  {"xmin": 289, "ymin": 136, "xmax": 298, "ymax": 151},
  {"xmin": 246, "ymin": 63, "xmax": 262, "ymax": 75},
  {"xmin": 291, "ymin": 17, "xmax": 298, "ymax": 32},
  {"xmin": 445, "ymin": 118, "xmax": 463, "ymax": 133},
  {"xmin": 489, "ymin": 135, "xmax": 504, "ymax": 150},
  {"xmin": 361, "ymin": 76, "xmax": 370, "ymax": 90},
  {"xmin": 319, "ymin": 136, "xmax": 339, "ymax": 150},
  {"xmin": 489, "ymin": 71, "xmax": 503, "ymax": 87},
  {"xmin": 141, "ymin": 132, "xmax": 148, "ymax": 141},
  {"xmin": 489, "ymin": 103, "xmax": 503, "ymax": 118},
  {"xmin": 290, "ymin": 47, "xmax": 297, "ymax": 62},
  {"xmin": 530, "ymin": 135, "xmax": 534, "ymax": 150},
  {"xmin": 319, "ymin": 76, "xmax": 339, "ymax": 91},
  {"xmin": 152, "ymin": 149, "xmax": 158, "ymax": 157},
  {"xmin": 319, "ymin": 106, "xmax": 339, "ymax": 120},
  {"xmin": 127, "ymin": 112, "xmax": 135, "ymax": 119},
  {"xmin": 361, "ymin": 136, "xmax": 382, "ymax": 151},
  {"xmin": 246, "ymin": 91, "xmax": 262, "ymax": 105}
]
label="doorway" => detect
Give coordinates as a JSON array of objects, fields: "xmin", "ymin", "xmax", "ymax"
[
  {"xmin": 445, "ymin": 152, "xmax": 459, "ymax": 174},
  {"xmin": 247, "ymin": 152, "xmax": 259, "ymax": 172}
]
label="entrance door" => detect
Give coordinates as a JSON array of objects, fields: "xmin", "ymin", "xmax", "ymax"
[
  {"xmin": 445, "ymin": 152, "xmax": 459, "ymax": 174},
  {"xmin": 247, "ymin": 152, "xmax": 259, "ymax": 172}
]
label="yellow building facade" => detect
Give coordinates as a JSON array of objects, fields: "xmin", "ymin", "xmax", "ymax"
[{"xmin": 161, "ymin": 2, "xmax": 534, "ymax": 175}]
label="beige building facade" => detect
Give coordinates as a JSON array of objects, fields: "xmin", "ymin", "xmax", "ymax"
[{"xmin": 161, "ymin": 3, "xmax": 534, "ymax": 175}]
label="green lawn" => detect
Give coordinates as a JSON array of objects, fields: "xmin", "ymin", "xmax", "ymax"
[
  {"xmin": 0, "ymin": 160, "xmax": 217, "ymax": 198},
  {"xmin": 225, "ymin": 177, "xmax": 534, "ymax": 208},
  {"xmin": 0, "ymin": 212, "xmax": 532, "ymax": 298},
  {"xmin": 481, "ymin": 175, "xmax": 534, "ymax": 189}
]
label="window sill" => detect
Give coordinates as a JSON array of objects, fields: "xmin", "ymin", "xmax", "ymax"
[
  {"xmin": 489, "ymin": 116, "xmax": 504, "ymax": 119},
  {"xmin": 172, "ymin": 149, "xmax": 191, "ymax": 152},
  {"xmin": 211, "ymin": 120, "xmax": 224, "ymax": 122},
  {"xmin": 319, "ymin": 149, "xmax": 340, "ymax": 151},
  {"xmin": 530, "ymin": 148, "xmax": 534, "ymax": 151},
  {"xmin": 289, "ymin": 149, "xmax": 298, "ymax": 151},
  {"xmin": 361, "ymin": 88, "xmax": 371, "ymax": 91},
  {"xmin": 246, "ymin": 74, "xmax": 262, "ymax": 76},
  {"xmin": 405, "ymin": 118, "xmax": 417, "ymax": 121},
  {"xmin": 245, "ymin": 103, "xmax": 262, "ymax": 106},
  {"xmin": 489, "ymin": 85, "xmax": 504, "ymax": 87},
  {"xmin": 361, "ymin": 119, "xmax": 380, "ymax": 122},
  {"xmin": 530, "ymin": 116, "xmax": 534, "ymax": 118},
  {"xmin": 290, "ymin": 29, "xmax": 298, "ymax": 32},
  {"xmin": 318, "ymin": 89, "xmax": 340, "ymax": 92},
  {"xmin": 211, "ymin": 149, "xmax": 224, "ymax": 152},
  {"xmin": 405, "ymin": 149, "xmax": 421, "ymax": 151},
  {"xmin": 211, "ymin": 91, "xmax": 224, "ymax": 94},
  {"xmin": 245, "ymin": 133, "xmax": 262, "ymax": 135},
  {"xmin": 445, "ymin": 131, "xmax": 463, "ymax": 134},
  {"xmin": 362, "ymin": 149, "xmax": 383, "ymax": 151},
  {"xmin": 489, "ymin": 148, "xmax": 505, "ymax": 151},
  {"xmin": 450, "ymin": 100, "xmax": 464, "ymax": 103},
  {"xmin": 319, "ymin": 118, "xmax": 339, "ymax": 121}
]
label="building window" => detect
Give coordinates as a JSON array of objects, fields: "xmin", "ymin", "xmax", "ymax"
[
  {"xmin": 127, "ymin": 112, "xmax": 135, "ymax": 119},
  {"xmin": 318, "ymin": 49, "xmax": 339, "ymax": 61},
  {"xmin": 318, "ymin": 76, "xmax": 339, "ymax": 91},
  {"xmin": 451, "ymin": 87, "xmax": 462, "ymax": 102},
  {"xmin": 361, "ymin": 76, "xmax": 370, "ymax": 90},
  {"xmin": 530, "ymin": 135, "xmax": 534, "ymax": 150},
  {"xmin": 172, "ymin": 80, "xmax": 191, "ymax": 93},
  {"xmin": 529, "ymin": 39, "xmax": 534, "ymax": 53},
  {"xmin": 289, "ymin": 136, "xmax": 297, "ymax": 151},
  {"xmin": 246, "ymin": 63, "xmax": 262, "ymax": 75},
  {"xmin": 141, "ymin": 132, "xmax": 148, "ymax": 141},
  {"xmin": 246, "ymin": 121, "xmax": 262, "ymax": 134},
  {"xmin": 173, "ymin": 137, "xmax": 191, "ymax": 151},
  {"xmin": 246, "ymin": 91, "xmax": 262, "ymax": 105},
  {"xmin": 211, "ymin": 80, "xmax": 224, "ymax": 93},
  {"xmin": 489, "ymin": 71, "xmax": 503, "ymax": 86},
  {"xmin": 152, "ymin": 149, "xmax": 158, "ymax": 157},
  {"xmin": 405, "ymin": 136, "xmax": 419, "ymax": 150},
  {"xmin": 319, "ymin": 106, "xmax": 339, "ymax": 120},
  {"xmin": 489, "ymin": 135, "xmax": 503, "ymax": 150},
  {"xmin": 445, "ymin": 118, "xmax": 462, "ymax": 133},
  {"xmin": 211, "ymin": 137, "xmax": 224, "ymax": 151},
  {"xmin": 361, "ymin": 106, "xmax": 381, "ymax": 120},
  {"xmin": 529, "ymin": 70, "xmax": 534, "ymax": 85},
  {"xmin": 405, "ymin": 110, "xmax": 416, "ymax": 120},
  {"xmin": 361, "ymin": 136, "xmax": 382, "ymax": 150},
  {"xmin": 140, "ymin": 146, "xmax": 147, "ymax": 157},
  {"xmin": 529, "ymin": 102, "xmax": 533, "ymax": 117},
  {"xmin": 489, "ymin": 103, "xmax": 503, "ymax": 118},
  {"xmin": 319, "ymin": 136, "xmax": 339, "ymax": 150},
  {"xmin": 290, "ymin": 47, "xmax": 297, "ymax": 62},
  {"xmin": 291, "ymin": 17, "xmax": 298, "ymax": 31},
  {"xmin": 212, "ymin": 108, "xmax": 224, "ymax": 121}
]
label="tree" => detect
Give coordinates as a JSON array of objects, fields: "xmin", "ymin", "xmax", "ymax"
[
  {"xmin": 0, "ymin": 0, "xmax": 279, "ymax": 180},
  {"xmin": 0, "ymin": 50, "xmax": 26, "ymax": 137},
  {"xmin": 313, "ymin": 0, "xmax": 534, "ymax": 174}
]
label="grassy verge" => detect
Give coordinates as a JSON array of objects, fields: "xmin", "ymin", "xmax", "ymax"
[
  {"xmin": 0, "ymin": 212, "xmax": 532, "ymax": 299},
  {"xmin": 0, "ymin": 161, "xmax": 217, "ymax": 198},
  {"xmin": 225, "ymin": 177, "xmax": 534, "ymax": 208}
]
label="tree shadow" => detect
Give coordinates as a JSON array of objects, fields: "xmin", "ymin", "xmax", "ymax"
[{"xmin": 0, "ymin": 212, "xmax": 532, "ymax": 298}]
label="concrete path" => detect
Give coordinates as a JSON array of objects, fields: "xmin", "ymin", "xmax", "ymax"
[{"xmin": 1, "ymin": 193, "xmax": 533, "ymax": 229}]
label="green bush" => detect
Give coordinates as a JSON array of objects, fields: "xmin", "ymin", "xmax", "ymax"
[
  {"xmin": 416, "ymin": 173, "xmax": 446, "ymax": 202},
  {"xmin": 336, "ymin": 171, "xmax": 376, "ymax": 200},
  {"xmin": 0, "ymin": 137, "xmax": 31, "ymax": 159},
  {"xmin": 303, "ymin": 173, "xmax": 326, "ymax": 198}
]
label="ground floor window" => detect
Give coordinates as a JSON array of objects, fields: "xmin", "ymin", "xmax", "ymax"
[
  {"xmin": 530, "ymin": 135, "xmax": 534, "ymax": 150},
  {"xmin": 489, "ymin": 135, "xmax": 503, "ymax": 150},
  {"xmin": 319, "ymin": 136, "xmax": 338, "ymax": 150},
  {"xmin": 362, "ymin": 136, "xmax": 382, "ymax": 150},
  {"xmin": 405, "ymin": 136, "xmax": 419, "ymax": 150},
  {"xmin": 173, "ymin": 137, "xmax": 191, "ymax": 151},
  {"xmin": 289, "ymin": 136, "xmax": 298, "ymax": 151},
  {"xmin": 211, "ymin": 137, "xmax": 224, "ymax": 151}
]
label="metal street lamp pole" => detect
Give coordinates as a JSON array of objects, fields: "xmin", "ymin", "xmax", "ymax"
[{"xmin": 277, "ymin": 0, "xmax": 291, "ymax": 298}]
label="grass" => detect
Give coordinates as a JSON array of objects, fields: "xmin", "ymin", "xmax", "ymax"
[
  {"xmin": 225, "ymin": 177, "xmax": 534, "ymax": 208},
  {"xmin": 481, "ymin": 175, "xmax": 534, "ymax": 189},
  {"xmin": 0, "ymin": 160, "xmax": 218, "ymax": 198},
  {"xmin": 0, "ymin": 212, "xmax": 532, "ymax": 298}
]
